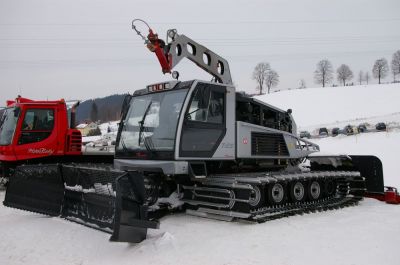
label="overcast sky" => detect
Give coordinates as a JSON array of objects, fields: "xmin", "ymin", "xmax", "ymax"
[{"xmin": 0, "ymin": 0, "xmax": 399, "ymax": 104}]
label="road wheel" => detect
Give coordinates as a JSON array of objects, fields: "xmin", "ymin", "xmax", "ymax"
[
  {"xmin": 289, "ymin": 181, "xmax": 305, "ymax": 202},
  {"xmin": 267, "ymin": 182, "xmax": 286, "ymax": 205},
  {"xmin": 308, "ymin": 181, "xmax": 321, "ymax": 200}
]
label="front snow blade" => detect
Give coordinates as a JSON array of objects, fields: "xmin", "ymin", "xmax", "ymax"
[
  {"xmin": 3, "ymin": 164, "xmax": 64, "ymax": 216},
  {"xmin": 111, "ymin": 171, "xmax": 160, "ymax": 243},
  {"xmin": 61, "ymin": 164, "xmax": 120, "ymax": 231},
  {"xmin": 3, "ymin": 163, "xmax": 159, "ymax": 243},
  {"xmin": 61, "ymin": 165, "xmax": 159, "ymax": 243}
]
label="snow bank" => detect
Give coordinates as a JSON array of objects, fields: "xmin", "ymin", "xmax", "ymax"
[
  {"xmin": 83, "ymin": 121, "xmax": 119, "ymax": 147},
  {"xmin": 98, "ymin": 121, "xmax": 119, "ymax": 135}
]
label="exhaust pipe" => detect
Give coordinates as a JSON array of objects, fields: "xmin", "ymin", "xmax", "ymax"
[{"xmin": 70, "ymin": 101, "xmax": 80, "ymax": 129}]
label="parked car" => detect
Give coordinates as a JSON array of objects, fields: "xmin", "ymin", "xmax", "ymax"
[
  {"xmin": 318, "ymin": 127, "xmax": 329, "ymax": 137},
  {"xmin": 299, "ymin": 131, "xmax": 311, "ymax": 139},
  {"xmin": 331, "ymin": 127, "xmax": 340, "ymax": 136},
  {"xmin": 357, "ymin": 123, "xmax": 367, "ymax": 133},
  {"xmin": 344, "ymin": 125, "xmax": 354, "ymax": 135},
  {"xmin": 375, "ymin": 122, "xmax": 387, "ymax": 131}
]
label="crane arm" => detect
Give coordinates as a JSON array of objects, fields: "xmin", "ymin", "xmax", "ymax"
[{"xmin": 133, "ymin": 20, "xmax": 232, "ymax": 85}]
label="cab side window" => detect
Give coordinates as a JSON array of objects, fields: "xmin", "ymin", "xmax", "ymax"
[
  {"xmin": 186, "ymin": 86, "xmax": 225, "ymax": 124},
  {"xmin": 19, "ymin": 109, "xmax": 54, "ymax": 145}
]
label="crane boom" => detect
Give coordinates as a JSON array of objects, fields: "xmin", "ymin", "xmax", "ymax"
[
  {"xmin": 164, "ymin": 31, "xmax": 233, "ymax": 85},
  {"xmin": 133, "ymin": 20, "xmax": 232, "ymax": 85}
]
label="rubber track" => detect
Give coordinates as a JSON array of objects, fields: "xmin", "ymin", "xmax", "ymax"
[
  {"xmin": 186, "ymin": 170, "xmax": 365, "ymax": 221},
  {"xmin": 250, "ymin": 195, "xmax": 363, "ymax": 222}
]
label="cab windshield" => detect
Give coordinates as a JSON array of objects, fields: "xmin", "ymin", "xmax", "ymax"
[
  {"xmin": 117, "ymin": 88, "xmax": 188, "ymax": 153},
  {"xmin": 0, "ymin": 107, "xmax": 20, "ymax": 146}
]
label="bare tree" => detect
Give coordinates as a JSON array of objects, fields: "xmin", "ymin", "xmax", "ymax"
[
  {"xmin": 372, "ymin": 58, "xmax": 389, "ymax": 84},
  {"xmin": 392, "ymin": 67, "xmax": 397, "ymax": 83},
  {"xmin": 336, "ymin": 64, "xmax": 353, "ymax": 86},
  {"xmin": 391, "ymin": 50, "xmax": 400, "ymax": 82},
  {"xmin": 252, "ymin": 62, "xmax": 270, "ymax": 95},
  {"xmin": 358, "ymin": 71, "xmax": 364, "ymax": 85},
  {"xmin": 299, "ymin": 79, "xmax": 306, "ymax": 89},
  {"xmin": 314, "ymin": 59, "xmax": 333, "ymax": 87},
  {"xmin": 265, "ymin": 70, "xmax": 279, "ymax": 94},
  {"xmin": 365, "ymin": 72, "xmax": 370, "ymax": 84}
]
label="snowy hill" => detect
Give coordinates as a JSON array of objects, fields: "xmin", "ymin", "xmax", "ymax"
[{"xmin": 255, "ymin": 83, "xmax": 400, "ymax": 130}]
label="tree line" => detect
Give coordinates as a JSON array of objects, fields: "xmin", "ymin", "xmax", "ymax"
[
  {"xmin": 77, "ymin": 94, "xmax": 126, "ymax": 124},
  {"xmin": 253, "ymin": 49, "xmax": 400, "ymax": 94}
]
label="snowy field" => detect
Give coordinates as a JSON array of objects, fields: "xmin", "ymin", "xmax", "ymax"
[
  {"xmin": 256, "ymin": 83, "xmax": 400, "ymax": 130},
  {"xmin": 1, "ymin": 83, "xmax": 400, "ymax": 265},
  {"xmin": 0, "ymin": 190, "xmax": 399, "ymax": 265}
]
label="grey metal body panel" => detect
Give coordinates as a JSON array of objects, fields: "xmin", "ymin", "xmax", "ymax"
[
  {"xmin": 114, "ymin": 159, "xmax": 189, "ymax": 175},
  {"xmin": 236, "ymin": 121, "xmax": 319, "ymax": 159}
]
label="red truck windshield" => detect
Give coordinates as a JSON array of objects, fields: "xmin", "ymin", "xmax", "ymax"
[{"xmin": 0, "ymin": 107, "xmax": 20, "ymax": 146}]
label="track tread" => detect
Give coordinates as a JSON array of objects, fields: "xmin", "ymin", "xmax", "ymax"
[{"xmin": 185, "ymin": 170, "xmax": 366, "ymax": 222}]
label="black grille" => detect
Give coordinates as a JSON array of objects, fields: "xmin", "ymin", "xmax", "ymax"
[{"xmin": 251, "ymin": 132, "xmax": 289, "ymax": 156}]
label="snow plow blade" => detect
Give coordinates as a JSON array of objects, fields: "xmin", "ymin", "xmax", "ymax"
[
  {"xmin": 110, "ymin": 172, "xmax": 160, "ymax": 242},
  {"xmin": 348, "ymin": 155, "xmax": 384, "ymax": 195},
  {"xmin": 309, "ymin": 155, "xmax": 384, "ymax": 196},
  {"xmin": 3, "ymin": 164, "xmax": 64, "ymax": 216},
  {"xmin": 3, "ymin": 164, "xmax": 158, "ymax": 243}
]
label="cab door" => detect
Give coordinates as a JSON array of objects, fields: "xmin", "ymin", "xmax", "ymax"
[
  {"xmin": 179, "ymin": 82, "xmax": 227, "ymax": 158},
  {"xmin": 14, "ymin": 107, "xmax": 58, "ymax": 160}
]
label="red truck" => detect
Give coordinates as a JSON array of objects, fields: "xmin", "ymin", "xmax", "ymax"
[{"xmin": 0, "ymin": 96, "xmax": 111, "ymax": 183}]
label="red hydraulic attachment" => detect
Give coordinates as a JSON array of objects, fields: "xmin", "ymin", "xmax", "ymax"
[
  {"xmin": 366, "ymin": 186, "xmax": 400, "ymax": 205},
  {"xmin": 131, "ymin": 19, "xmax": 172, "ymax": 74},
  {"xmin": 146, "ymin": 29, "xmax": 172, "ymax": 74}
]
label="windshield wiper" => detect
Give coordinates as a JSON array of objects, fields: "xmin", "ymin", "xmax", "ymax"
[
  {"xmin": 138, "ymin": 101, "xmax": 152, "ymax": 146},
  {"xmin": 143, "ymin": 130, "xmax": 157, "ymax": 157}
]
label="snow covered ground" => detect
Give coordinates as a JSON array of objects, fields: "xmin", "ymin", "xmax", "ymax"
[
  {"xmin": 1, "ymin": 83, "xmax": 400, "ymax": 265},
  {"xmin": 1, "ymin": 190, "xmax": 399, "ymax": 265}
]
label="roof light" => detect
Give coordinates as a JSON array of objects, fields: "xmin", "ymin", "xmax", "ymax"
[{"xmin": 146, "ymin": 81, "xmax": 178, "ymax": 92}]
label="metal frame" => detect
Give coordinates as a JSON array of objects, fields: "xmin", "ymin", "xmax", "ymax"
[{"xmin": 167, "ymin": 33, "xmax": 233, "ymax": 85}]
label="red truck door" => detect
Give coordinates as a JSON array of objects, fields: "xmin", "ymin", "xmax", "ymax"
[{"xmin": 13, "ymin": 105, "xmax": 64, "ymax": 160}]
